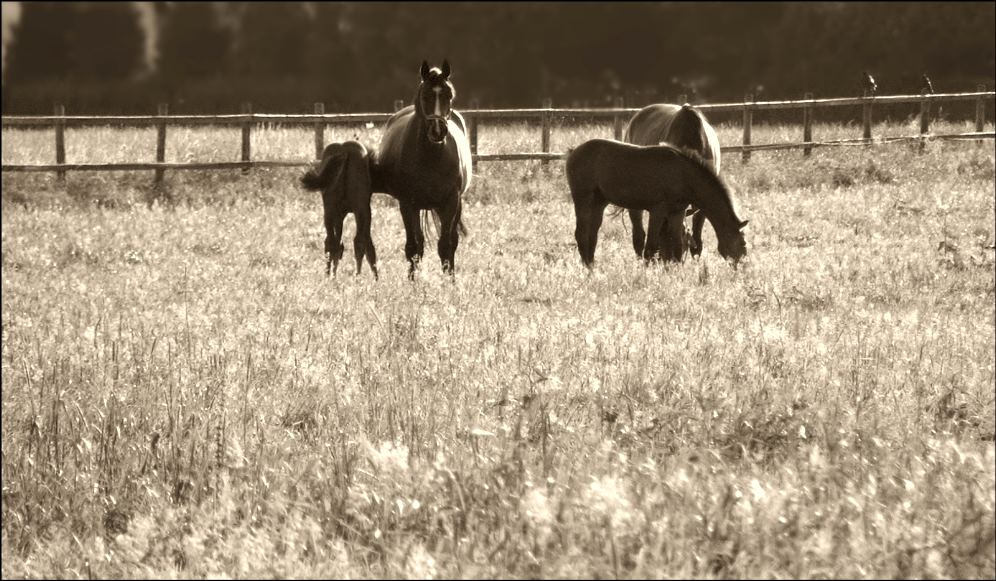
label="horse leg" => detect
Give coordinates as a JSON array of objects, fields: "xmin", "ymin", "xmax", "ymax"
[
  {"xmin": 644, "ymin": 206, "xmax": 668, "ymax": 263},
  {"xmin": 400, "ymin": 203, "xmax": 424, "ymax": 280},
  {"xmin": 436, "ymin": 198, "xmax": 461, "ymax": 276},
  {"xmin": 573, "ymin": 204, "xmax": 591, "ymax": 268},
  {"xmin": 354, "ymin": 206, "xmax": 378, "ymax": 279},
  {"xmin": 585, "ymin": 200, "xmax": 608, "ymax": 267},
  {"xmin": 324, "ymin": 206, "xmax": 346, "ymax": 276},
  {"xmin": 690, "ymin": 208, "xmax": 706, "ymax": 257},
  {"xmin": 629, "ymin": 209, "xmax": 647, "ymax": 258},
  {"xmin": 661, "ymin": 211, "xmax": 687, "ymax": 263},
  {"xmin": 570, "ymin": 183, "xmax": 592, "ymax": 268}
]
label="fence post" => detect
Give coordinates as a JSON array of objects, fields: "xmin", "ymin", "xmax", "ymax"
[
  {"xmin": 313, "ymin": 102, "xmax": 325, "ymax": 160},
  {"xmin": 976, "ymin": 84, "xmax": 986, "ymax": 145},
  {"xmin": 541, "ymin": 97, "xmax": 553, "ymax": 165},
  {"xmin": 241, "ymin": 102, "xmax": 252, "ymax": 174},
  {"xmin": 394, "ymin": 99, "xmax": 405, "ymax": 112},
  {"xmin": 862, "ymin": 90, "xmax": 873, "ymax": 143},
  {"xmin": 919, "ymin": 89, "xmax": 931, "ymax": 153},
  {"xmin": 468, "ymin": 98, "xmax": 479, "ymax": 170},
  {"xmin": 155, "ymin": 103, "xmax": 168, "ymax": 184},
  {"xmin": 802, "ymin": 92, "xmax": 813, "ymax": 157},
  {"xmin": 54, "ymin": 104, "xmax": 66, "ymax": 182},
  {"xmin": 613, "ymin": 95, "xmax": 625, "ymax": 140},
  {"xmin": 742, "ymin": 93, "xmax": 753, "ymax": 163}
]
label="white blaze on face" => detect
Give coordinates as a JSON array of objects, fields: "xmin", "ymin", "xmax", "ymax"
[{"xmin": 433, "ymin": 87, "xmax": 442, "ymax": 117}]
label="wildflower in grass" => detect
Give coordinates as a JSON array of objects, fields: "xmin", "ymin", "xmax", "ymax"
[
  {"xmin": 403, "ymin": 543, "xmax": 438, "ymax": 580},
  {"xmin": 584, "ymin": 474, "xmax": 638, "ymax": 530},
  {"xmin": 761, "ymin": 323, "xmax": 787, "ymax": 344},
  {"xmin": 363, "ymin": 438, "xmax": 410, "ymax": 478},
  {"xmin": 182, "ymin": 527, "xmax": 208, "ymax": 566},
  {"xmin": 750, "ymin": 478, "xmax": 767, "ymax": 503},
  {"xmin": 521, "ymin": 486, "xmax": 555, "ymax": 541},
  {"xmin": 114, "ymin": 514, "xmax": 154, "ymax": 564}
]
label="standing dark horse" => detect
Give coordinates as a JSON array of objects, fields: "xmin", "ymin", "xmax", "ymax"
[
  {"xmin": 566, "ymin": 139, "xmax": 747, "ymax": 268},
  {"xmin": 624, "ymin": 103, "xmax": 721, "ymax": 260},
  {"xmin": 375, "ymin": 60, "xmax": 472, "ymax": 278},
  {"xmin": 301, "ymin": 141, "xmax": 379, "ymax": 278}
]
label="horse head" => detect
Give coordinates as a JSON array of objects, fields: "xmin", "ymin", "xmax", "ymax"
[
  {"xmin": 417, "ymin": 60, "xmax": 456, "ymax": 144},
  {"xmin": 717, "ymin": 219, "xmax": 749, "ymax": 266}
]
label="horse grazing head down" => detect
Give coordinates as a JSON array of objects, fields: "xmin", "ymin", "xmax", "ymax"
[
  {"xmin": 417, "ymin": 60, "xmax": 456, "ymax": 144},
  {"xmin": 717, "ymin": 219, "xmax": 749, "ymax": 265}
]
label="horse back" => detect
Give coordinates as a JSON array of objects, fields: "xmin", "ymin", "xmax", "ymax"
[
  {"xmin": 625, "ymin": 103, "xmax": 720, "ymax": 174},
  {"xmin": 568, "ymin": 139, "xmax": 693, "ymax": 209},
  {"xmin": 625, "ymin": 103, "xmax": 683, "ymax": 146}
]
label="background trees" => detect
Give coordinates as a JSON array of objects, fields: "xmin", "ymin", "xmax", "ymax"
[{"xmin": 2, "ymin": 2, "xmax": 993, "ymax": 114}]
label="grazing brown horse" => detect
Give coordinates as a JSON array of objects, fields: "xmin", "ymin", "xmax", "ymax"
[
  {"xmin": 300, "ymin": 141, "xmax": 379, "ymax": 278},
  {"xmin": 566, "ymin": 139, "xmax": 747, "ymax": 268},
  {"xmin": 374, "ymin": 60, "xmax": 473, "ymax": 278},
  {"xmin": 624, "ymin": 103, "xmax": 722, "ymax": 259}
]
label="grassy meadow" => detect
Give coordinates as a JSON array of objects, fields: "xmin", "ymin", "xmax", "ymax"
[{"xmin": 2, "ymin": 118, "xmax": 995, "ymax": 578}]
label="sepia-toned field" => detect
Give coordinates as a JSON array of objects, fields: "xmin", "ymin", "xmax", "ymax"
[{"xmin": 2, "ymin": 120, "xmax": 994, "ymax": 578}]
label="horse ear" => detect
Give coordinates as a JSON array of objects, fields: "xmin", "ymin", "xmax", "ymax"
[
  {"xmin": 738, "ymin": 219, "xmax": 750, "ymax": 230},
  {"xmin": 441, "ymin": 59, "xmax": 451, "ymax": 79},
  {"xmin": 420, "ymin": 60, "xmax": 430, "ymax": 80}
]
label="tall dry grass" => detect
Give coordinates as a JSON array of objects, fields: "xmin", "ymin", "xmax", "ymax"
[{"xmin": 2, "ymin": 120, "xmax": 994, "ymax": 578}]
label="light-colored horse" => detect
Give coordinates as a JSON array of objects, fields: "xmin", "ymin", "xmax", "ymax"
[{"xmin": 624, "ymin": 103, "xmax": 722, "ymax": 259}]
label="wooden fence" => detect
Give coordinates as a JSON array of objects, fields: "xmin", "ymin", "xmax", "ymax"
[{"xmin": 2, "ymin": 88, "xmax": 993, "ymax": 183}]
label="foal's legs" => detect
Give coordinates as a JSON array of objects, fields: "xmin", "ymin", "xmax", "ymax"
[
  {"xmin": 661, "ymin": 211, "xmax": 687, "ymax": 262},
  {"xmin": 400, "ymin": 202, "xmax": 425, "ymax": 280},
  {"xmin": 570, "ymin": 184, "xmax": 606, "ymax": 268},
  {"xmin": 629, "ymin": 208, "xmax": 647, "ymax": 257},
  {"xmin": 324, "ymin": 206, "xmax": 346, "ymax": 276},
  {"xmin": 644, "ymin": 205, "xmax": 669, "ymax": 262},
  {"xmin": 573, "ymin": 202, "xmax": 590, "ymax": 267},
  {"xmin": 353, "ymin": 205, "xmax": 378, "ymax": 279},
  {"xmin": 436, "ymin": 198, "xmax": 462, "ymax": 276},
  {"xmin": 584, "ymin": 200, "xmax": 608, "ymax": 267}
]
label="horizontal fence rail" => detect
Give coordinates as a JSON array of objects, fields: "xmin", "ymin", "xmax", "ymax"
[
  {"xmin": 2, "ymin": 90, "xmax": 993, "ymax": 181},
  {"xmin": 4, "ymin": 132, "xmax": 992, "ymax": 174},
  {"xmin": 3, "ymin": 92, "xmax": 992, "ymax": 127}
]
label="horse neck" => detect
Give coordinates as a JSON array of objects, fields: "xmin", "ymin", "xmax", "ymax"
[
  {"xmin": 686, "ymin": 165, "xmax": 740, "ymax": 240},
  {"xmin": 407, "ymin": 90, "xmax": 449, "ymax": 159}
]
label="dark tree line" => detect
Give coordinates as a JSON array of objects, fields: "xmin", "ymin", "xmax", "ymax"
[{"xmin": 3, "ymin": 2, "xmax": 993, "ymax": 114}]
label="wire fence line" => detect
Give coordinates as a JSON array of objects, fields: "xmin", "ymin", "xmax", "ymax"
[{"xmin": 1, "ymin": 89, "xmax": 992, "ymax": 182}]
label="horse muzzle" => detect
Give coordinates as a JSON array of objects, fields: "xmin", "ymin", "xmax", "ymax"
[{"xmin": 426, "ymin": 116, "xmax": 449, "ymax": 144}]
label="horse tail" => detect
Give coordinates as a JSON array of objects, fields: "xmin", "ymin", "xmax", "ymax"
[
  {"xmin": 422, "ymin": 210, "xmax": 468, "ymax": 239},
  {"xmin": 424, "ymin": 210, "xmax": 439, "ymax": 237},
  {"xmin": 300, "ymin": 157, "xmax": 338, "ymax": 191}
]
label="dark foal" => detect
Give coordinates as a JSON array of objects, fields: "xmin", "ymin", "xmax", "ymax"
[{"xmin": 300, "ymin": 141, "xmax": 379, "ymax": 278}]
